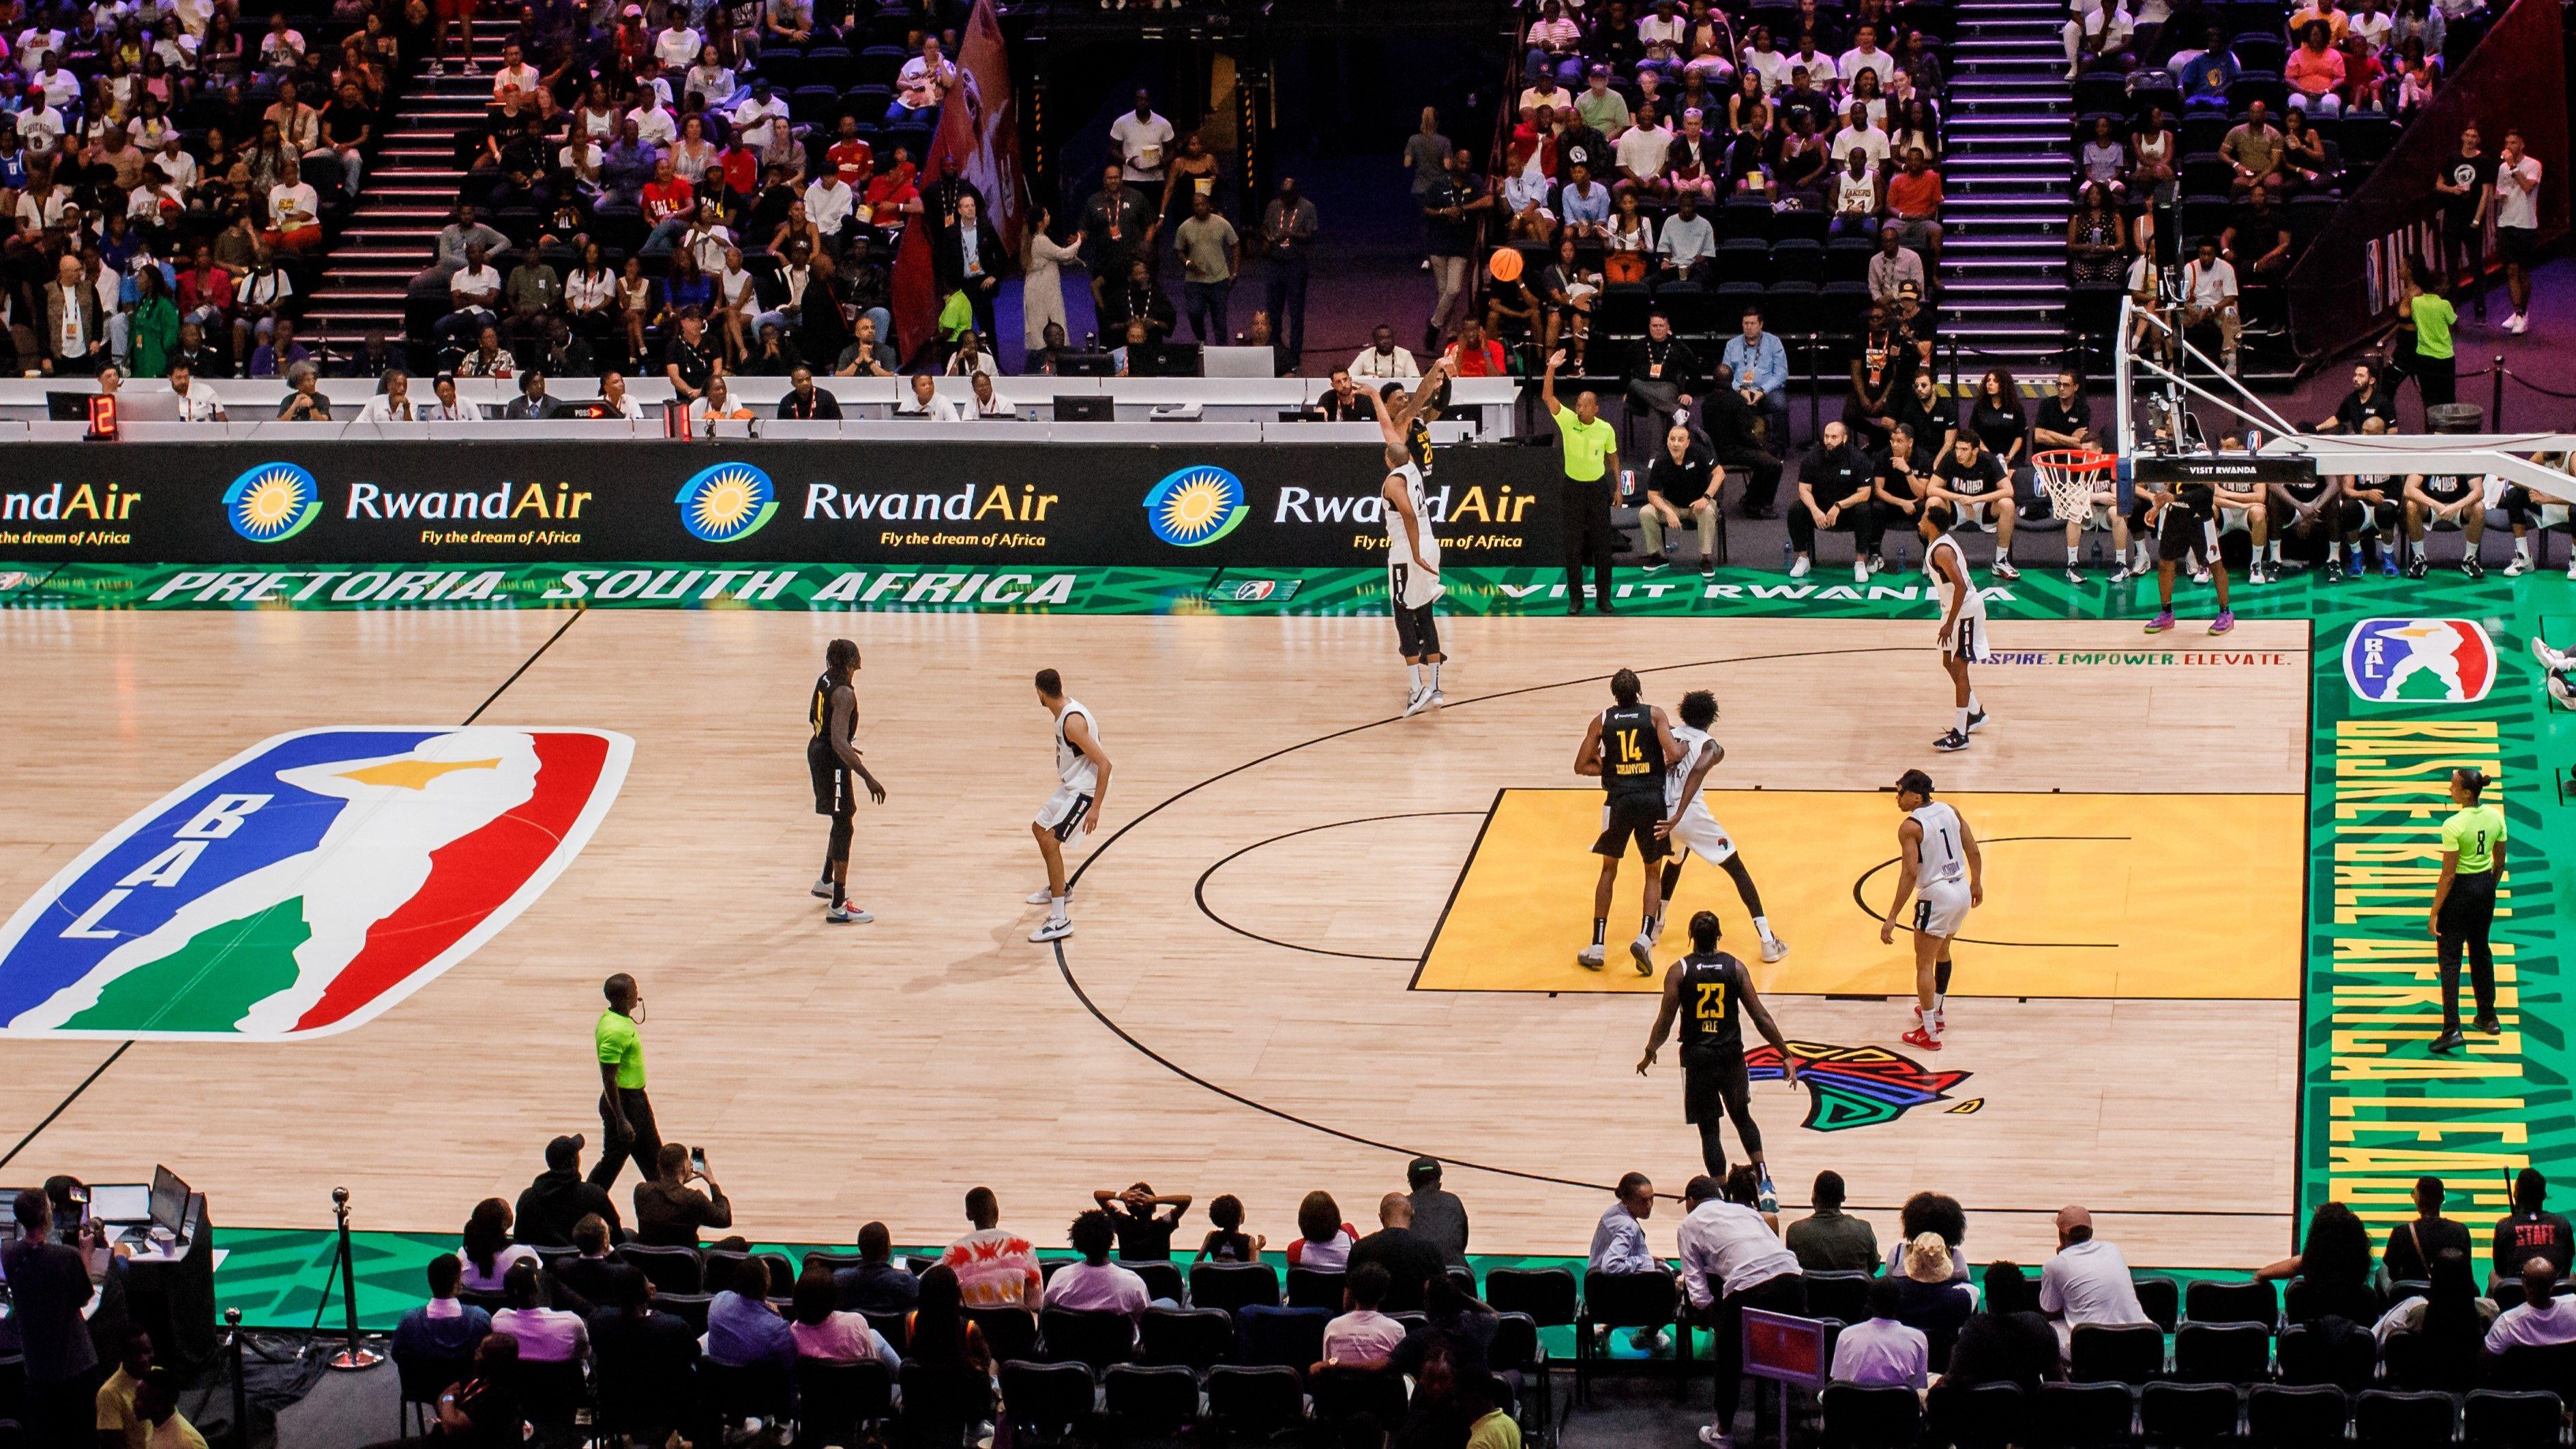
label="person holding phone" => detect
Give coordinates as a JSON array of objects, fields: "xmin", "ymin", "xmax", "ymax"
[{"xmin": 634, "ymin": 1141, "xmax": 734, "ymax": 1248}]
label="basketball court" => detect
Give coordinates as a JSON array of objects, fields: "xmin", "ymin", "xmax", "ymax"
[{"xmin": 0, "ymin": 605, "xmax": 2315, "ymax": 1270}]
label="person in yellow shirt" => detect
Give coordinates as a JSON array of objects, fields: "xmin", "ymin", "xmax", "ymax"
[
  {"xmin": 135, "ymin": 1368, "xmax": 209, "ymax": 1449},
  {"xmin": 95, "ymin": 1330, "xmax": 156, "ymax": 1449},
  {"xmin": 2429, "ymin": 767, "xmax": 2505, "ymax": 1054},
  {"xmin": 1543, "ymin": 347, "xmax": 1622, "ymax": 614}
]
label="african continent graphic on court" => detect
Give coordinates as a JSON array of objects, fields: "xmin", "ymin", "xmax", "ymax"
[{"xmin": 0, "ymin": 727, "xmax": 631, "ymax": 1039}]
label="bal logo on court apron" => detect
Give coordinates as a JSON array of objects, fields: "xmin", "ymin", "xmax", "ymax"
[{"xmin": 0, "ymin": 727, "xmax": 631, "ymax": 1039}]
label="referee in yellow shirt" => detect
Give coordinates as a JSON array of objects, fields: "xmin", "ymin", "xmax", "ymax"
[
  {"xmin": 1543, "ymin": 348, "xmax": 1620, "ymax": 614},
  {"xmin": 590, "ymin": 972, "xmax": 663, "ymax": 1189},
  {"xmin": 2430, "ymin": 768, "xmax": 2505, "ymax": 1054}
]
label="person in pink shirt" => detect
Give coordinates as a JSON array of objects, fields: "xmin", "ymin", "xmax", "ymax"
[
  {"xmin": 490, "ymin": 1260, "xmax": 590, "ymax": 1363},
  {"xmin": 1314, "ymin": 1262, "xmax": 1409, "ymax": 1371},
  {"xmin": 787, "ymin": 1273, "xmax": 902, "ymax": 1365},
  {"xmin": 2284, "ymin": 22, "xmax": 2347, "ymax": 113}
]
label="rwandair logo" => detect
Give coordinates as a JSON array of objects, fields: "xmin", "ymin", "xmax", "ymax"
[
  {"xmin": 1144, "ymin": 465, "xmax": 1247, "ymax": 548},
  {"xmin": 224, "ymin": 463, "xmax": 322, "ymax": 543},
  {"xmin": 1750, "ymin": 1040, "xmax": 1974, "ymax": 1131},
  {"xmin": 675, "ymin": 462, "xmax": 778, "ymax": 543}
]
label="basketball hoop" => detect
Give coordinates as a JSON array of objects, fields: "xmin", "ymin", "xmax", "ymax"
[{"xmin": 2034, "ymin": 448, "xmax": 2118, "ymax": 523}]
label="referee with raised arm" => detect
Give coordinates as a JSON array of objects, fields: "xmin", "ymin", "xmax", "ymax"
[
  {"xmin": 2430, "ymin": 768, "xmax": 2506, "ymax": 1055},
  {"xmin": 1543, "ymin": 347, "xmax": 1621, "ymax": 616},
  {"xmin": 589, "ymin": 973, "xmax": 663, "ymax": 1189}
]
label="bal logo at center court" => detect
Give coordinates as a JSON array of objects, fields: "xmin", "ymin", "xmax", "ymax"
[
  {"xmin": 2342, "ymin": 618, "xmax": 2497, "ymax": 704},
  {"xmin": 0, "ymin": 727, "xmax": 631, "ymax": 1039}
]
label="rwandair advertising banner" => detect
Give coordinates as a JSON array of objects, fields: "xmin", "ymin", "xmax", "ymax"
[{"xmin": 0, "ymin": 442, "xmax": 1564, "ymax": 567}]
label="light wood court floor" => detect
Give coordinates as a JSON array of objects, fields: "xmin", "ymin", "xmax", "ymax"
[{"xmin": 0, "ymin": 610, "xmax": 2309, "ymax": 1268}]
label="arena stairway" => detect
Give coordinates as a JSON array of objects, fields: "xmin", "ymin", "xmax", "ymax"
[
  {"xmin": 301, "ymin": 18, "xmax": 522, "ymax": 345},
  {"xmin": 1938, "ymin": 0, "xmax": 2075, "ymax": 370}
]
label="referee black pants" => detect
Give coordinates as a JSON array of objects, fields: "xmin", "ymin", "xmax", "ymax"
[
  {"xmin": 591, "ymin": 1086, "xmax": 662, "ymax": 1191},
  {"xmin": 2438, "ymin": 871, "xmax": 2499, "ymax": 1034},
  {"xmin": 1564, "ymin": 473, "xmax": 1616, "ymax": 610},
  {"xmin": 1711, "ymin": 1270, "xmax": 1806, "ymax": 1431}
]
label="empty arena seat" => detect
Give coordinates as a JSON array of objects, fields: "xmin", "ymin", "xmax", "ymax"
[
  {"xmin": 2142, "ymin": 1381, "xmax": 2242, "ymax": 1443},
  {"xmin": 1822, "ymin": 1381, "xmax": 1923, "ymax": 1446},
  {"xmin": 1234, "ymin": 1304, "xmax": 1329, "ymax": 1369},
  {"xmin": 2354, "ymin": 1388, "xmax": 2458, "ymax": 1446},
  {"xmin": 795, "ymin": 1358, "xmax": 894, "ymax": 1445},
  {"xmin": 2275, "ymin": 1322, "xmax": 2375, "ymax": 1392},
  {"xmin": 2134, "ymin": 1276, "xmax": 2181, "ymax": 1332},
  {"xmin": 1485, "ymin": 1266, "xmax": 1579, "ymax": 1325},
  {"xmin": 1205, "ymin": 1364, "xmax": 1305, "ymax": 1439},
  {"xmin": 1286, "ymin": 1266, "xmax": 1348, "ymax": 1309},
  {"xmin": 2033, "ymin": 1381, "xmax": 2138, "ymax": 1444},
  {"xmin": 1802, "ymin": 1270, "xmax": 1872, "ymax": 1324},
  {"xmin": 997, "ymin": 1360, "xmax": 1095, "ymax": 1440},
  {"xmin": 2248, "ymin": 1381, "xmax": 2350, "ymax": 1446},
  {"xmin": 2185, "ymin": 1279, "xmax": 2278, "ymax": 1328},
  {"xmin": 1310, "ymin": 1366, "xmax": 1410, "ymax": 1428},
  {"xmin": 1039, "ymin": 1306, "xmax": 1136, "ymax": 1373},
  {"xmin": 1926, "ymin": 1379, "xmax": 2025, "ymax": 1449},
  {"xmin": 2071, "ymin": 1321, "xmax": 2165, "ymax": 1384},
  {"xmin": 1136, "ymin": 1305, "xmax": 1232, "ymax": 1370},
  {"xmin": 1188, "ymin": 1260, "xmax": 1279, "ymax": 1313},
  {"xmin": 1103, "ymin": 1363, "xmax": 1199, "ymax": 1436},
  {"xmin": 615, "ymin": 1243, "xmax": 702, "ymax": 1294},
  {"xmin": 2463, "ymin": 1388, "xmax": 2564, "ymax": 1448},
  {"xmin": 2175, "ymin": 1321, "xmax": 2273, "ymax": 1384}
]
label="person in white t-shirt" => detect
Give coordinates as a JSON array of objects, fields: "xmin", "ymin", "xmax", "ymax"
[
  {"xmin": 2037, "ymin": 1206, "xmax": 2152, "ymax": 1362},
  {"xmin": 1315, "ymin": 1262, "xmax": 1409, "ymax": 1371},
  {"xmin": 16, "ymin": 28, "xmax": 66, "ymax": 75},
  {"xmin": 1040, "ymin": 1212, "xmax": 1154, "ymax": 1319},
  {"xmin": 489, "ymin": 42, "xmax": 538, "ymax": 103},
  {"xmin": 652, "ymin": 21, "xmax": 701, "ymax": 76},
  {"xmin": 264, "ymin": 157, "xmax": 323, "ymax": 252},
  {"xmin": 2485, "ymin": 1261, "xmax": 2576, "ymax": 1354},
  {"xmin": 2181, "ymin": 237, "xmax": 2240, "ymax": 371},
  {"xmin": 2493, "ymin": 128, "xmax": 2541, "ymax": 333},
  {"xmin": 1838, "ymin": 25, "xmax": 1897, "ymax": 89},
  {"xmin": 896, "ymin": 371, "xmax": 962, "ymax": 421},
  {"xmin": 731, "ymin": 85, "xmax": 790, "ymax": 151},
  {"xmin": 1110, "ymin": 91, "xmax": 1177, "ymax": 183}
]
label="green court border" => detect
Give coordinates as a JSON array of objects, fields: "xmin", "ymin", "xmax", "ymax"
[{"xmin": 10, "ymin": 559, "xmax": 2570, "ymax": 1315}]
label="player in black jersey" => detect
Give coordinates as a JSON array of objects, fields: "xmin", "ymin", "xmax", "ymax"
[
  {"xmin": 808, "ymin": 638, "xmax": 888, "ymax": 924},
  {"xmin": 1575, "ymin": 668, "xmax": 1683, "ymax": 973},
  {"xmin": 1638, "ymin": 911, "xmax": 1798, "ymax": 1186},
  {"xmin": 2403, "ymin": 472, "xmax": 2489, "ymax": 580},
  {"xmin": 2266, "ymin": 468, "xmax": 2344, "ymax": 578}
]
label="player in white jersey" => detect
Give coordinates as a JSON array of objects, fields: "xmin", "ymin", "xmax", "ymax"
[
  {"xmin": 1918, "ymin": 502, "xmax": 1991, "ymax": 753},
  {"xmin": 1878, "ymin": 768, "xmax": 1981, "ymax": 1051},
  {"xmin": 1653, "ymin": 689, "xmax": 1788, "ymax": 961},
  {"xmin": 1028, "ymin": 668, "xmax": 1112, "ymax": 943},
  {"xmin": 1378, "ymin": 358, "xmax": 1453, "ymax": 715}
]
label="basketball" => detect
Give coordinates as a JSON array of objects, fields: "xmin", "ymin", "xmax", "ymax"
[{"xmin": 1487, "ymin": 247, "xmax": 1523, "ymax": 282}]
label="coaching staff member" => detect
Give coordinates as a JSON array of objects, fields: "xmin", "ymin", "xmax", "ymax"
[
  {"xmin": 590, "ymin": 973, "xmax": 662, "ymax": 1190},
  {"xmin": 1543, "ymin": 346, "xmax": 1620, "ymax": 614},
  {"xmin": 2429, "ymin": 768, "xmax": 2505, "ymax": 1054}
]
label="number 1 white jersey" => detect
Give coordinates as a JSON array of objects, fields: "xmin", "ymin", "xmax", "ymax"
[
  {"xmin": 1385, "ymin": 462, "xmax": 1445, "ymax": 608},
  {"xmin": 1910, "ymin": 801, "xmax": 1967, "ymax": 886},
  {"xmin": 1054, "ymin": 700, "xmax": 1101, "ymax": 792}
]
